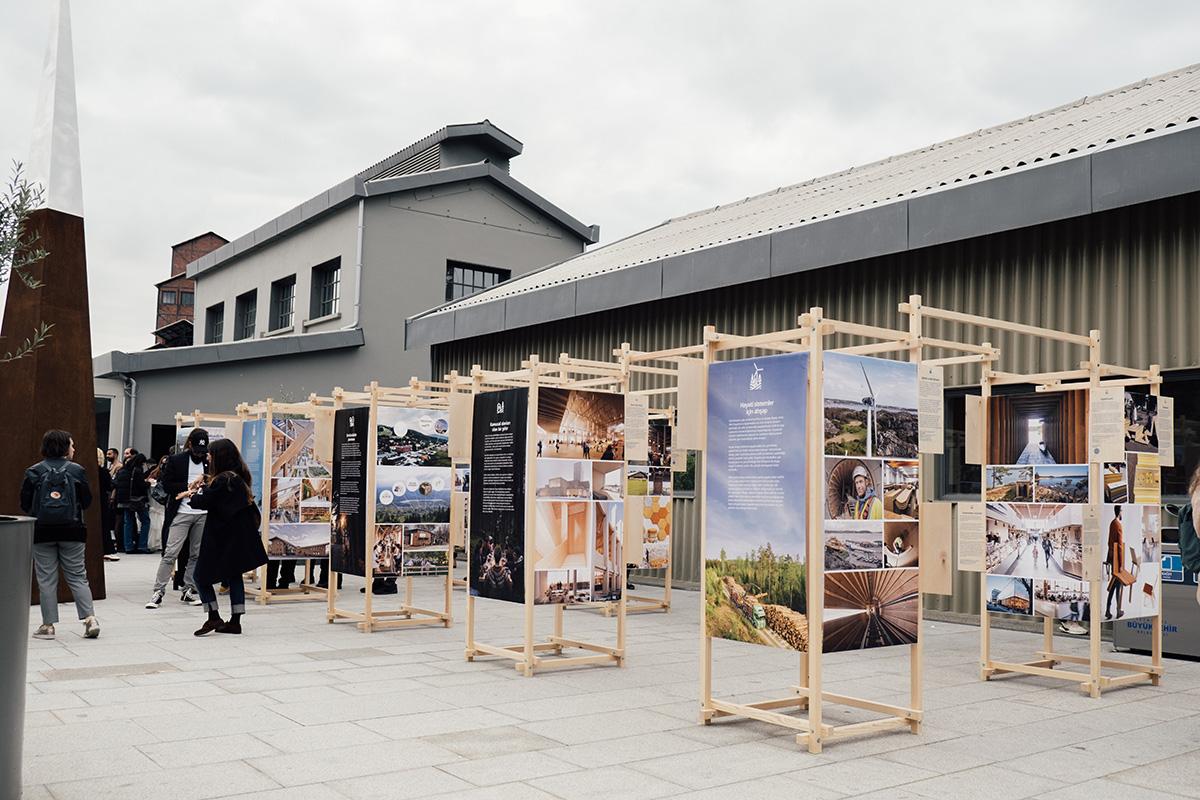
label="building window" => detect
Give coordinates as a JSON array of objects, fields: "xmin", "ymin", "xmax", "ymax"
[
  {"xmin": 310, "ymin": 258, "xmax": 340, "ymax": 319},
  {"xmin": 445, "ymin": 261, "xmax": 510, "ymax": 301},
  {"xmin": 180, "ymin": 291, "xmax": 194, "ymax": 306},
  {"xmin": 270, "ymin": 275, "xmax": 296, "ymax": 331},
  {"xmin": 161, "ymin": 289, "xmax": 177, "ymax": 305},
  {"xmin": 205, "ymin": 303, "xmax": 224, "ymax": 344},
  {"xmin": 234, "ymin": 290, "xmax": 257, "ymax": 340}
]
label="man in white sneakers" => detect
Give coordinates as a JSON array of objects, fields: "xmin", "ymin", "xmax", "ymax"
[{"xmin": 147, "ymin": 429, "xmax": 209, "ymax": 609}]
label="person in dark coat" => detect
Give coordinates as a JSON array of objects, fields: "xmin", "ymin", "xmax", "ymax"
[
  {"xmin": 115, "ymin": 450, "xmax": 151, "ymax": 554},
  {"xmin": 97, "ymin": 448, "xmax": 120, "ymax": 561},
  {"xmin": 147, "ymin": 430, "xmax": 209, "ymax": 608},
  {"xmin": 182, "ymin": 438, "xmax": 268, "ymax": 636}
]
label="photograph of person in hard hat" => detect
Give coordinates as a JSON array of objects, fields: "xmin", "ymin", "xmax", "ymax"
[{"xmin": 825, "ymin": 457, "xmax": 884, "ymax": 520}]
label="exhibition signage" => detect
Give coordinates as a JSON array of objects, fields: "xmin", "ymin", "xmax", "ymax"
[
  {"xmin": 330, "ymin": 407, "xmax": 369, "ymax": 577},
  {"xmin": 469, "ymin": 388, "xmax": 528, "ymax": 604}
]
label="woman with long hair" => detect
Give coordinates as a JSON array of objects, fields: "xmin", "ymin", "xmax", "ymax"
[
  {"xmin": 1189, "ymin": 462, "xmax": 1200, "ymax": 606},
  {"xmin": 180, "ymin": 438, "xmax": 268, "ymax": 636}
]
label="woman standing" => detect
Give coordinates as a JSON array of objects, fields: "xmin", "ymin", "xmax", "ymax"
[
  {"xmin": 181, "ymin": 439, "xmax": 268, "ymax": 636},
  {"xmin": 115, "ymin": 451, "xmax": 152, "ymax": 553}
]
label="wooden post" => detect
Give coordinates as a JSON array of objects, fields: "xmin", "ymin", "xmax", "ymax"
[
  {"xmin": 805, "ymin": 307, "xmax": 825, "ymax": 754},
  {"xmin": 327, "ymin": 388, "xmax": 344, "ymax": 623},
  {"xmin": 699, "ymin": 325, "xmax": 717, "ymax": 724},
  {"xmin": 980, "ymin": 365, "xmax": 993, "ymax": 678},
  {"xmin": 1149, "ymin": 364, "xmax": 1163, "ymax": 685},
  {"xmin": 523, "ymin": 357, "xmax": 540, "ymax": 676},
  {"xmin": 363, "ymin": 383, "xmax": 378, "ymax": 633},
  {"xmin": 907, "ymin": 294, "xmax": 924, "ymax": 733},
  {"xmin": 1087, "ymin": 331, "xmax": 1102, "ymax": 697}
]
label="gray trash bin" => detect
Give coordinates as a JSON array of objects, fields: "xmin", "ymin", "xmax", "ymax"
[{"xmin": 0, "ymin": 516, "xmax": 34, "ymax": 799}]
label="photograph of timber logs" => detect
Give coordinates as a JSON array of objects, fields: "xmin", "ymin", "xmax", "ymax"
[
  {"xmin": 1124, "ymin": 392, "xmax": 1159, "ymax": 453},
  {"xmin": 987, "ymin": 390, "xmax": 1087, "ymax": 465},
  {"xmin": 1033, "ymin": 464, "xmax": 1090, "ymax": 504},
  {"xmin": 882, "ymin": 459, "xmax": 919, "ymax": 520},
  {"xmin": 376, "ymin": 406, "xmax": 451, "ymax": 467},
  {"xmin": 987, "ymin": 576, "xmax": 1034, "ymax": 616},
  {"xmin": 823, "ymin": 569, "xmax": 919, "ymax": 652},
  {"xmin": 985, "ymin": 503, "xmax": 1084, "ymax": 581},
  {"xmin": 825, "ymin": 457, "xmax": 884, "ymax": 520},
  {"xmin": 536, "ymin": 388, "xmax": 625, "ymax": 461},
  {"xmin": 824, "ymin": 521, "xmax": 884, "ymax": 571},
  {"xmin": 986, "ymin": 465, "xmax": 1034, "ymax": 502}
]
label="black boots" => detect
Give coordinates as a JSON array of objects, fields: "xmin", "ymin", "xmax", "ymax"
[{"xmin": 194, "ymin": 610, "xmax": 222, "ymax": 637}]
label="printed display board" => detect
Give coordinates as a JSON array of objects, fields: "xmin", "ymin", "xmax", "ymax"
[
  {"xmin": 469, "ymin": 389, "xmax": 528, "ymax": 603},
  {"xmin": 533, "ymin": 388, "xmax": 625, "ymax": 605},
  {"xmin": 268, "ymin": 417, "xmax": 332, "ymax": 560},
  {"xmin": 628, "ymin": 416, "xmax": 672, "ymax": 570},
  {"xmin": 240, "ymin": 420, "xmax": 267, "ymax": 510},
  {"xmin": 176, "ymin": 425, "xmax": 226, "ymax": 451},
  {"xmin": 330, "ymin": 407, "xmax": 369, "ymax": 577},
  {"xmin": 371, "ymin": 406, "xmax": 452, "ymax": 578},
  {"xmin": 982, "ymin": 389, "xmax": 1161, "ymax": 621},
  {"xmin": 822, "ymin": 353, "xmax": 921, "ymax": 652},
  {"xmin": 704, "ymin": 353, "xmax": 811, "ymax": 651}
]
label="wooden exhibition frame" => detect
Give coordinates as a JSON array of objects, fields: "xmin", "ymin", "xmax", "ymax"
[
  {"xmin": 694, "ymin": 296, "xmax": 991, "ymax": 753},
  {"xmin": 461, "ymin": 356, "xmax": 628, "ymax": 676},
  {"xmin": 326, "ymin": 380, "xmax": 455, "ymax": 632},
  {"xmin": 934, "ymin": 304, "xmax": 1167, "ymax": 697},
  {"xmin": 239, "ymin": 395, "xmax": 340, "ymax": 605}
]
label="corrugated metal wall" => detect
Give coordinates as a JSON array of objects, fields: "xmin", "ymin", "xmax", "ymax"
[{"xmin": 432, "ymin": 192, "xmax": 1200, "ymax": 606}]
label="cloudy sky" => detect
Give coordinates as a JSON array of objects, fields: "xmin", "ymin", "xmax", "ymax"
[{"xmin": 2, "ymin": 2, "xmax": 1198, "ymax": 356}]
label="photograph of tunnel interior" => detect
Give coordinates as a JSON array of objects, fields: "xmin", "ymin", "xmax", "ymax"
[
  {"xmin": 988, "ymin": 390, "xmax": 1087, "ymax": 465},
  {"xmin": 824, "ymin": 569, "xmax": 920, "ymax": 652}
]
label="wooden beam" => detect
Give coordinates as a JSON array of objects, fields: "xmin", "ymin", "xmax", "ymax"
[{"xmin": 911, "ymin": 304, "xmax": 1093, "ymax": 346}]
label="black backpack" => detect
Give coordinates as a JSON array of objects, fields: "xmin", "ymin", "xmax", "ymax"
[{"xmin": 34, "ymin": 463, "xmax": 79, "ymax": 526}]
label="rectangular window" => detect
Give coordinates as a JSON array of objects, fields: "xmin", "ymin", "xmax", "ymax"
[
  {"xmin": 445, "ymin": 261, "xmax": 510, "ymax": 302},
  {"xmin": 204, "ymin": 303, "xmax": 224, "ymax": 344},
  {"xmin": 180, "ymin": 291, "xmax": 194, "ymax": 306},
  {"xmin": 310, "ymin": 258, "xmax": 341, "ymax": 319},
  {"xmin": 161, "ymin": 289, "xmax": 177, "ymax": 305},
  {"xmin": 234, "ymin": 290, "xmax": 256, "ymax": 340},
  {"xmin": 270, "ymin": 275, "xmax": 296, "ymax": 331}
]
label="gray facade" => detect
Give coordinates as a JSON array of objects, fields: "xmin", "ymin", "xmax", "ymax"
[{"xmin": 96, "ymin": 123, "xmax": 597, "ymax": 455}]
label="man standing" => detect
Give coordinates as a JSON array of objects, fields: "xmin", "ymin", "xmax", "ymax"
[
  {"xmin": 1105, "ymin": 505, "xmax": 1128, "ymax": 620},
  {"xmin": 146, "ymin": 429, "xmax": 209, "ymax": 608},
  {"xmin": 844, "ymin": 465, "xmax": 883, "ymax": 520}
]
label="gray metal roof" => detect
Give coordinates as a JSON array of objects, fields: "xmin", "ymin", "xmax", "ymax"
[
  {"xmin": 407, "ymin": 63, "xmax": 1200, "ymax": 345},
  {"xmin": 187, "ymin": 121, "xmax": 597, "ymax": 279}
]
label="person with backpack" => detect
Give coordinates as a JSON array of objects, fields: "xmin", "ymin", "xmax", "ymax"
[
  {"xmin": 179, "ymin": 438, "xmax": 268, "ymax": 635},
  {"xmin": 147, "ymin": 429, "xmax": 210, "ymax": 609},
  {"xmin": 19, "ymin": 429, "xmax": 100, "ymax": 640},
  {"xmin": 115, "ymin": 450, "xmax": 152, "ymax": 553}
]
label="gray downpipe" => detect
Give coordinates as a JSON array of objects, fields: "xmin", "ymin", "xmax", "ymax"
[{"xmin": 342, "ymin": 198, "xmax": 365, "ymax": 330}]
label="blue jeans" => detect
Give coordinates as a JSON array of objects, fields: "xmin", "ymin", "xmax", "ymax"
[
  {"xmin": 123, "ymin": 507, "xmax": 151, "ymax": 552},
  {"xmin": 197, "ymin": 576, "xmax": 245, "ymax": 615}
]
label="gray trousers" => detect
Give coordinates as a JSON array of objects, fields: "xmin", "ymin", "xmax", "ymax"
[
  {"xmin": 153, "ymin": 512, "xmax": 205, "ymax": 594},
  {"xmin": 33, "ymin": 542, "xmax": 95, "ymax": 625}
]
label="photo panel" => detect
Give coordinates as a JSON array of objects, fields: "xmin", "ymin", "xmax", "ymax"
[
  {"xmin": 534, "ymin": 458, "xmax": 591, "ymax": 499},
  {"xmin": 454, "ymin": 465, "xmax": 470, "ymax": 493},
  {"xmin": 591, "ymin": 460, "xmax": 623, "ymax": 500},
  {"xmin": 646, "ymin": 466, "xmax": 672, "ymax": 497},
  {"xmin": 825, "ymin": 457, "xmax": 884, "ymax": 521},
  {"xmin": 272, "ymin": 417, "xmax": 328, "ymax": 478},
  {"xmin": 300, "ymin": 478, "xmax": 332, "ymax": 523},
  {"xmin": 1033, "ymin": 464, "xmax": 1089, "ymax": 504},
  {"xmin": 1126, "ymin": 452, "xmax": 1162, "ymax": 505},
  {"xmin": 823, "ymin": 352, "xmax": 871, "ymax": 457},
  {"xmin": 648, "ymin": 418, "xmax": 672, "ymax": 467},
  {"xmin": 823, "ymin": 520, "xmax": 884, "ymax": 572},
  {"xmin": 638, "ymin": 496, "xmax": 671, "ymax": 570},
  {"xmin": 986, "ymin": 575, "xmax": 1033, "ymax": 616},
  {"xmin": 372, "ymin": 524, "xmax": 404, "ymax": 576},
  {"xmin": 1124, "ymin": 392, "xmax": 1159, "ymax": 454},
  {"xmin": 270, "ymin": 477, "xmax": 301, "ymax": 523},
  {"xmin": 1100, "ymin": 504, "xmax": 1161, "ymax": 620},
  {"xmin": 985, "ymin": 503, "xmax": 1083, "ymax": 580},
  {"xmin": 403, "ymin": 549, "xmax": 449, "ymax": 577},
  {"xmin": 593, "ymin": 501, "xmax": 623, "ymax": 601},
  {"xmin": 882, "ymin": 459, "xmax": 919, "ymax": 520},
  {"xmin": 402, "ymin": 523, "xmax": 451, "ymax": 577},
  {"xmin": 267, "ymin": 522, "xmax": 330, "ymax": 559},
  {"xmin": 986, "ymin": 390, "xmax": 1088, "ymax": 466},
  {"xmin": 626, "ymin": 464, "xmax": 649, "ymax": 496},
  {"xmin": 1034, "ymin": 578, "xmax": 1089, "ymax": 620},
  {"xmin": 376, "ymin": 406, "xmax": 451, "ymax": 467},
  {"xmin": 883, "ymin": 520, "xmax": 919, "ymax": 569},
  {"xmin": 375, "ymin": 465, "xmax": 451, "ymax": 524},
  {"xmin": 534, "ymin": 569, "xmax": 592, "ymax": 605},
  {"xmin": 705, "ymin": 353, "xmax": 809, "ymax": 651},
  {"xmin": 536, "ymin": 388, "xmax": 625, "ymax": 461},
  {"xmin": 1102, "ymin": 461, "xmax": 1128, "ymax": 504},
  {"xmin": 824, "ymin": 568, "xmax": 919, "ymax": 652},
  {"xmin": 985, "ymin": 465, "xmax": 1034, "ymax": 502},
  {"xmin": 532, "ymin": 501, "xmax": 592, "ymax": 573},
  {"xmin": 469, "ymin": 388, "xmax": 527, "ymax": 604}
]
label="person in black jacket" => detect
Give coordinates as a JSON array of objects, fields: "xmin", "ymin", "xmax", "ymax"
[
  {"xmin": 115, "ymin": 450, "xmax": 151, "ymax": 553},
  {"xmin": 97, "ymin": 448, "xmax": 120, "ymax": 562},
  {"xmin": 20, "ymin": 430, "xmax": 100, "ymax": 640},
  {"xmin": 147, "ymin": 430, "xmax": 210, "ymax": 609},
  {"xmin": 182, "ymin": 438, "xmax": 269, "ymax": 636}
]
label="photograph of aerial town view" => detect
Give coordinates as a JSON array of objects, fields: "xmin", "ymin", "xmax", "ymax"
[
  {"xmin": 883, "ymin": 459, "xmax": 919, "ymax": 520},
  {"xmin": 376, "ymin": 406, "xmax": 451, "ymax": 467},
  {"xmin": 824, "ymin": 568, "xmax": 919, "ymax": 652},
  {"xmin": 986, "ymin": 465, "xmax": 1034, "ymax": 501},
  {"xmin": 272, "ymin": 417, "xmax": 331, "ymax": 478},
  {"xmin": 1034, "ymin": 464, "xmax": 1090, "ymax": 503},
  {"xmin": 824, "ymin": 521, "xmax": 884, "ymax": 571},
  {"xmin": 375, "ymin": 464, "xmax": 451, "ymax": 523},
  {"xmin": 536, "ymin": 388, "xmax": 625, "ymax": 461}
]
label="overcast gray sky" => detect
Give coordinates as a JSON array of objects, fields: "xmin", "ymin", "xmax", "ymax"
[{"xmin": 2, "ymin": 1, "xmax": 1198, "ymax": 356}]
